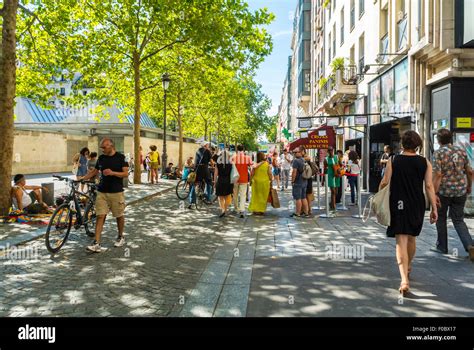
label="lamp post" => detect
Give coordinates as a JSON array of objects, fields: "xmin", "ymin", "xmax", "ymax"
[{"xmin": 161, "ymin": 73, "xmax": 171, "ymax": 175}]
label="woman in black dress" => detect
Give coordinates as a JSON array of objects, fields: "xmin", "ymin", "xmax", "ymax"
[
  {"xmin": 214, "ymin": 150, "xmax": 234, "ymax": 217},
  {"xmin": 379, "ymin": 131, "xmax": 438, "ymax": 295}
]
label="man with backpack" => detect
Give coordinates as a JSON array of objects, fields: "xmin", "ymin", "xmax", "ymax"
[{"xmin": 290, "ymin": 147, "xmax": 311, "ymax": 218}]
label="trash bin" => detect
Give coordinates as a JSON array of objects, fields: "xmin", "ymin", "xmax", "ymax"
[{"xmin": 41, "ymin": 182, "xmax": 55, "ymax": 206}]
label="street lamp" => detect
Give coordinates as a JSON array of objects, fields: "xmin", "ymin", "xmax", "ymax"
[{"xmin": 161, "ymin": 73, "xmax": 171, "ymax": 176}]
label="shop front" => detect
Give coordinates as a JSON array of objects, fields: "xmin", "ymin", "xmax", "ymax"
[
  {"xmin": 367, "ymin": 57, "xmax": 412, "ymax": 192},
  {"xmin": 431, "ymin": 78, "xmax": 474, "ymax": 214}
]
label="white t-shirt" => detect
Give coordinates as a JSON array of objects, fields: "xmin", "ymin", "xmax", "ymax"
[
  {"xmin": 12, "ymin": 186, "xmax": 33, "ymax": 210},
  {"xmin": 280, "ymin": 153, "xmax": 293, "ymax": 170},
  {"xmin": 348, "ymin": 160, "xmax": 360, "ymax": 175}
]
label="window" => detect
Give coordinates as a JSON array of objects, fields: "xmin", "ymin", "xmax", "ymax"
[
  {"xmin": 304, "ymin": 40, "xmax": 311, "ymax": 61},
  {"xmin": 359, "ymin": 0, "xmax": 365, "ymax": 18},
  {"xmin": 83, "ymin": 90, "xmax": 88, "ymax": 96},
  {"xmin": 60, "ymin": 87, "xmax": 66, "ymax": 96},
  {"xmin": 358, "ymin": 33, "xmax": 365, "ymax": 75},
  {"xmin": 328, "ymin": 32, "xmax": 332, "ymax": 62},
  {"xmin": 332, "ymin": 24, "xmax": 336, "ymax": 58},
  {"xmin": 350, "ymin": 45, "xmax": 355, "ymax": 65},
  {"xmin": 395, "ymin": 59, "xmax": 408, "ymax": 109},
  {"xmin": 380, "ymin": 9, "xmax": 389, "ymax": 62},
  {"xmin": 455, "ymin": 0, "xmax": 474, "ymax": 47},
  {"xmin": 304, "ymin": 70, "xmax": 311, "ymax": 92},
  {"xmin": 397, "ymin": 15, "xmax": 408, "ymax": 50},
  {"xmin": 303, "ymin": 10, "xmax": 311, "ymax": 32},
  {"xmin": 350, "ymin": 0, "xmax": 355, "ymax": 31},
  {"xmin": 416, "ymin": 0, "xmax": 425, "ymax": 41},
  {"xmin": 340, "ymin": 8, "xmax": 345, "ymax": 45}
]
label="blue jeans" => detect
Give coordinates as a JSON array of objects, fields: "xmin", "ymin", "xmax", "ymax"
[
  {"xmin": 348, "ymin": 176, "xmax": 358, "ymax": 204},
  {"xmin": 189, "ymin": 178, "xmax": 213, "ymax": 204}
]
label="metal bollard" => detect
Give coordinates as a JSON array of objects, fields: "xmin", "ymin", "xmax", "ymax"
[
  {"xmin": 313, "ymin": 173, "xmax": 323, "ymax": 210},
  {"xmin": 352, "ymin": 174, "xmax": 363, "ymax": 219},
  {"xmin": 337, "ymin": 175, "xmax": 348, "ymax": 211},
  {"xmin": 320, "ymin": 174, "xmax": 335, "ymax": 218}
]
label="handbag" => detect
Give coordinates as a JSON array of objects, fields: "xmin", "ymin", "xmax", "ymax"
[
  {"xmin": 230, "ymin": 164, "xmax": 240, "ymax": 184},
  {"xmin": 270, "ymin": 188, "xmax": 280, "ymax": 208},
  {"xmin": 364, "ymin": 156, "xmax": 395, "ymax": 226}
]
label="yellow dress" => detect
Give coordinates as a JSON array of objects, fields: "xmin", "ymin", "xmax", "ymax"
[{"xmin": 249, "ymin": 162, "xmax": 270, "ymax": 213}]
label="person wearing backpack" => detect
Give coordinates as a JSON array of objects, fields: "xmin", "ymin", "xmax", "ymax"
[
  {"xmin": 324, "ymin": 146, "xmax": 342, "ymax": 211},
  {"xmin": 290, "ymin": 147, "xmax": 309, "ymax": 218},
  {"xmin": 301, "ymin": 146, "xmax": 318, "ymax": 216}
]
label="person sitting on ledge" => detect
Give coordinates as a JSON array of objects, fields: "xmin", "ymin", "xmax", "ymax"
[{"xmin": 10, "ymin": 174, "xmax": 50, "ymax": 214}]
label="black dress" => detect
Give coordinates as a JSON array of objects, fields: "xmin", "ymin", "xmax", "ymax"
[
  {"xmin": 386, "ymin": 155, "xmax": 427, "ymax": 237},
  {"xmin": 215, "ymin": 163, "xmax": 233, "ymax": 196}
]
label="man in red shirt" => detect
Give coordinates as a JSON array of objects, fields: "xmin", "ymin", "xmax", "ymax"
[{"xmin": 231, "ymin": 145, "xmax": 253, "ymax": 218}]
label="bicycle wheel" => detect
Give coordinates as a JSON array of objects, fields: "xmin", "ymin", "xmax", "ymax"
[
  {"xmin": 45, "ymin": 203, "xmax": 73, "ymax": 254},
  {"xmin": 176, "ymin": 179, "xmax": 190, "ymax": 200},
  {"xmin": 195, "ymin": 186, "xmax": 205, "ymax": 210},
  {"xmin": 83, "ymin": 203, "xmax": 97, "ymax": 237}
]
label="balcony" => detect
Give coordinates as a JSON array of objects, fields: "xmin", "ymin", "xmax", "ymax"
[{"xmin": 317, "ymin": 66, "xmax": 359, "ymax": 114}]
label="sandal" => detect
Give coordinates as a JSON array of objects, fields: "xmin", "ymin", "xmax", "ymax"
[{"xmin": 399, "ymin": 282, "xmax": 410, "ymax": 296}]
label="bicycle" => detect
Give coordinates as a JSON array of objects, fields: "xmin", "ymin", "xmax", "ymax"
[
  {"xmin": 45, "ymin": 175, "xmax": 98, "ymax": 254},
  {"xmin": 176, "ymin": 177, "xmax": 191, "ymax": 200},
  {"xmin": 191, "ymin": 179, "xmax": 217, "ymax": 210}
]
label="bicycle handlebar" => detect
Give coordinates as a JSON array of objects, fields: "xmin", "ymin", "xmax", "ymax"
[{"xmin": 52, "ymin": 174, "xmax": 97, "ymax": 185}]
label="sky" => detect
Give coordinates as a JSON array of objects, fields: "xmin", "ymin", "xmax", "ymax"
[{"xmin": 247, "ymin": 0, "xmax": 296, "ymax": 117}]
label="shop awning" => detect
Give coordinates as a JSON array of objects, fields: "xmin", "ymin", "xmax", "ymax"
[{"xmin": 288, "ymin": 125, "xmax": 336, "ymax": 151}]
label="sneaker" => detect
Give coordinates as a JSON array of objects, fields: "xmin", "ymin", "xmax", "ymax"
[
  {"xmin": 87, "ymin": 242, "xmax": 105, "ymax": 253},
  {"xmin": 290, "ymin": 213, "xmax": 301, "ymax": 218},
  {"xmin": 240, "ymin": 213, "xmax": 244, "ymax": 218},
  {"xmin": 187, "ymin": 204, "xmax": 193, "ymax": 209},
  {"xmin": 114, "ymin": 236, "xmax": 125, "ymax": 247},
  {"xmin": 468, "ymin": 245, "xmax": 474, "ymax": 262}
]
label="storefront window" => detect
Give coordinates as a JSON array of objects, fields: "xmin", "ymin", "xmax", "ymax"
[
  {"xmin": 394, "ymin": 59, "xmax": 408, "ymax": 111},
  {"xmin": 369, "ymin": 79, "xmax": 380, "ymax": 124},
  {"xmin": 381, "ymin": 70, "xmax": 394, "ymax": 121}
]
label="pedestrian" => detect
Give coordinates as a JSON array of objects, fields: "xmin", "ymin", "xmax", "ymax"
[
  {"xmin": 73, "ymin": 147, "xmax": 90, "ymax": 192},
  {"xmin": 87, "ymin": 152, "xmax": 99, "ymax": 183},
  {"xmin": 324, "ymin": 147, "xmax": 341, "ymax": 211},
  {"xmin": 380, "ymin": 145, "xmax": 395, "ymax": 177},
  {"xmin": 215, "ymin": 150, "xmax": 233, "ymax": 217},
  {"xmin": 336, "ymin": 150, "xmax": 344, "ymax": 204},
  {"xmin": 182, "ymin": 157, "xmax": 193, "ymax": 181},
  {"xmin": 272, "ymin": 151, "xmax": 281, "ymax": 189},
  {"xmin": 189, "ymin": 141, "xmax": 213, "ymax": 209},
  {"xmin": 139, "ymin": 146, "xmax": 144, "ymax": 173},
  {"xmin": 148, "ymin": 145, "xmax": 160, "ymax": 184},
  {"xmin": 144, "ymin": 151, "xmax": 151, "ymax": 183},
  {"xmin": 301, "ymin": 146, "xmax": 317, "ymax": 216},
  {"xmin": 379, "ymin": 130, "xmax": 438, "ymax": 295},
  {"xmin": 231, "ymin": 145, "xmax": 253, "ymax": 218},
  {"xmin": 248, "ymin": 152, "xmax": 272, "ymax": 215},
  {"xmin": 280, "ymin": 149, "xmax": 293, "ymax": 191},
  {"xmin": 81, "ymin": 138, "xmax": 129, "ymax": 253},
  {"xmin": 290, "ymin": 147, "xmax": 309, "ymax": 218},
  {"xmin": 346, "ymin": 150, "xmax": 360, "ymax": 205},
  {"xmin": 432, "ymin": 129, "xmax": 474, "ymax": 260}
]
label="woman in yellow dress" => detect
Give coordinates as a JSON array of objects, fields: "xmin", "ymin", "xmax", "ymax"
[{"xmin": 249, "ymin": 152, "xmax": 272, "ymax": 215}]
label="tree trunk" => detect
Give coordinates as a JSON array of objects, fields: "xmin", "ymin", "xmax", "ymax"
[
  {"xmin": 133, "ymin": 51, "xmax": 142, "ymax": 184},
  {"xmin": 177, "ymin": 92, "xmax": 183, "ymax": 171},
  {"xmin": 0, "ymin": 0, "xmax": 19, "ymax": 216},
  {"xmin": 204, "ymin": 120, "xmax": 208, "ymax": 143}
]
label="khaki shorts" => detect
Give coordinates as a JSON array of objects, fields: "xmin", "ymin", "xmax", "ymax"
[
  {"xmin": 96, "ymin": 191, "xmax": 125, "ymax": 218},
  {"xmin": 150, "ymin": 162, "xmax": 159, "ymax": 170}
]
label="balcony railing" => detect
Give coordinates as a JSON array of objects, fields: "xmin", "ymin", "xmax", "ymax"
[{"xmin": 317, "ymin": 65, "xmax": 359, "ymax": 105}]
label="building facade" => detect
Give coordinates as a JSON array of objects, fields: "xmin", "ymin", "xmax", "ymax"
[{"xmin": 279, "ymin": 0, "xmax": 474, "ymax": 202}]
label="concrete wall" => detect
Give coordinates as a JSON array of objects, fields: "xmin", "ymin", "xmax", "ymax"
[{"xmin": 12, "ymin": 129, "xmax": 199, "ymax": 175}]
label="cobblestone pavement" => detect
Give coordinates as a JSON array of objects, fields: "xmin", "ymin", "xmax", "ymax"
[{"xmin": 1, "ymin": 184, "xmax": 473, "ymax": 317}]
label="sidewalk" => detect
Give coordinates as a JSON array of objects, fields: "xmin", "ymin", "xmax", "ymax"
[{"xmin": 0, "ymin": 176, "xmax": 177, "ymax": 248}]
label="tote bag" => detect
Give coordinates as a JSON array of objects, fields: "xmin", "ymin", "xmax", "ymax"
[
  {"xmin": 230, "ymin": 164, "xmax": 240, "ymax": 184},
  {"xmin": 270, "ymin": 188, "xmax": 280, "ymax": 208},
  {"xmin": 370, "ymin": 181, "xmax": 391, "ymax": 226}
]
